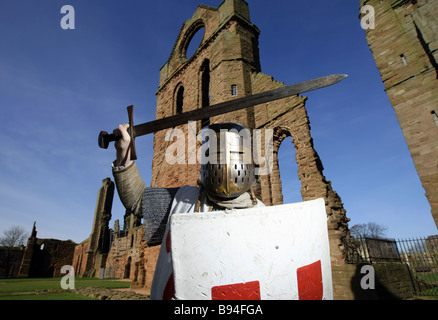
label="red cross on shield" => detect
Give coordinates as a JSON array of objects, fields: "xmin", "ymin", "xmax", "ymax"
[{"xmin": 169, "ymin": 198, "xmax": 332, "ymax": 300}]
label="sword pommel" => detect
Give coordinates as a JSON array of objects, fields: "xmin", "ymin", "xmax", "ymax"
[
  {"xmin": 98, "ymin": 130, "xmax": 113, "ymax": 149},
  {"xmin": 98, "ymin": 105, "xmax": 137, "ymax": 161}
]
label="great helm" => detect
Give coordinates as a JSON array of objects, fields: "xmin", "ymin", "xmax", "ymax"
[{"xmin": 200, "ymin": 123, "xmax": 254, "ymax": 199}]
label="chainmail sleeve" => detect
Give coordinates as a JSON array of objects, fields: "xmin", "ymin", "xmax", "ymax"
[{"xmin": 142, "ymin": 187, "xmax": 180, "ymax": 246}]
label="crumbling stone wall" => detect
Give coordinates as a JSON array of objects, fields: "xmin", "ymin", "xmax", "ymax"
[
  {"xmin": 17, "ymin": 223, "xmax": 76, "ymax": 278},
  {"xmin": 104, "ymin": 226, "xmax": 144, "ymax": 279},
  {"xmin": 72, "ymin": 178, "xmax": 114, "ymax": 277},
  {"xmin": 32, "ymin": 239, "xmax": 76, "ymax": 277},
  {"xmin": 104, "ymin": 225, "xmax": 160, "ymax": 295},
  {"xmin": 360, "ymin": 0, "xmax": 438, "ymax": 228},
  {"xmin": 150, "ymin": 0, "xmax": 350, "ymax": 267},
  {"xmin": 72, "ymin": 239, "xmax": 90, "ymax": 277},
  {"xmin": 71, "ymin": 178, "xmax": 160, "ymax": 288},
  {"xmin": 0, "ymin": 246, "xmax": 24, "ymax": 278},
  {"xmin": 130, "ymin": 246, "xmax": 161, "ymax": 295}
]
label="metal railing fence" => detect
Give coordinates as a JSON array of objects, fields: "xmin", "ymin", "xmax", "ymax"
[{"xmin": 344, "ymin": 235, "xmax": 438, "ymax": 296}]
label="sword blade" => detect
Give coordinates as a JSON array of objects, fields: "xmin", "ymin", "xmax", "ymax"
[{"xmin": 133, "ymin": 74, "xmax": 347, "ymax": 136}]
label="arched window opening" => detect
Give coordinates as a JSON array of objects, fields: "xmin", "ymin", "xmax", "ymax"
[
  {"xmin": 176, "ymin": 86, "xmax": 184, "ymax": 114},
  {"xmin": 124, "ymin": 257, "xmax": 131, "ymax": 279},
  {"xmin": 200, "ymin": 60, "xmax": 210, "ymax": 127},
  {"xmin": 185, "ymin": 26, "xmax": 205, "ymax": 60},
  {"xmin": 277, "ymin": 136, "xmax": 302, "ymax": 204}
]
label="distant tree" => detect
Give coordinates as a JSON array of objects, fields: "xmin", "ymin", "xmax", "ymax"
[
  {"xmin": 0, "ymin": 226, "xmax": 27, "ymax": 248},
  {"xmin": 350, "ymin": 222, "xmax": 387, "ymax": 239},
  {"xmin": 0, "ymin": 225, "xmax": 28, "ymax": 278},
  {"xmin": 350, "ymin": 224, "xmax": 367, "ymax": 238}
]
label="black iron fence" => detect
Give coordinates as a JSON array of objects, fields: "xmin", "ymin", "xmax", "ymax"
[{"xmin": 344, "ymin": 235, "xmax": 438, "ymax": 296}]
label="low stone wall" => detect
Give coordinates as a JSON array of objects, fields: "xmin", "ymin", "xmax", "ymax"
[{"xmin": 332, "ymin": 263, "xmax": 415, "ymax": 300}]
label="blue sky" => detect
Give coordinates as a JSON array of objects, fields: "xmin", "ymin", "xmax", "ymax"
[{"xmin": 0, "ymin": 0, "xmax": 436, "ymax": 243}]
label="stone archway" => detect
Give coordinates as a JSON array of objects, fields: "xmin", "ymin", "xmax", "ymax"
[
  {"xmin": 255, "ymin": 125, "xmax": 300, "ymax": 207},
  {"xmin": 277, "ymin": 136, "xmax": 302, "ymax": 205},
  {"xmin": 255, "ymin": 104, "xmax": 351, "ymax": 266},
  {"xmin": 124, "ymin": 257, "xmax": 131, "ymax": 279}
]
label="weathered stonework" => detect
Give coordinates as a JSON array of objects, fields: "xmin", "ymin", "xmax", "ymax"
[
  {"xmin": 151, "ymin": 0, "xmax": 350, "ymax": 267},
  {"xmin": 71, "ymin": 179, "xmax": 160, "ymax": 294},
  {"xmin": 72, "ymin": 178, "xmax": 114, "ymax": 277},
  {"xmin": 0, "ymin": 246, "xmax": 24, "ymax": 278},
  {"xmin": 332, "ymin": 263, "xmax": 414, "ymax": 300},
  {"xmin": 360, "ymin": 0, "xmax": 438, "ymax": 228},
  {"xmin": 17, "ymin": 223, "xmax": 76, "ymax": 278}
]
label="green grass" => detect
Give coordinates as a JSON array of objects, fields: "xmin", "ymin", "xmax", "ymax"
[
  {"xmin": 412, "ymin": 294, "xmax": 438, "ymax": 300},
  {"xmin": 0, "ymin": 277, "xmax": 131, "ymax": 300},
  {"xmin": 416, "ymin": 271, "xmax": 438, "ymax": 282},
  {"xmin": 0, "ymin": 277, "xmax": 131, "ymax": 293},
  {"xmin": 0, "ymin": 292, "xmax": 97, "ymax": 300}
]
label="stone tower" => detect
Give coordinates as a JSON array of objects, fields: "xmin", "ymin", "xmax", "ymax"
[
  {"xmin": 17, "ymin": 222, "xmax": 37, "ymax": 278},
  {"xmin": 360, "ymin": 0, "xmax": 438, "ymax": 228},
  {"xmin": 150, "ymin": 0, "xmax": 350, "ymax": 266}
]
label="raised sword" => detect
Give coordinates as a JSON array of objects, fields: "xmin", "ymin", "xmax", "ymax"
[{"xmin": 98, "ymin": 74, "xmax": 347, "ymax": 160}]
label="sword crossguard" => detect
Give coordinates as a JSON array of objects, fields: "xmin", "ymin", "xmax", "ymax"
[
  {"xmin": 98, "ymin": 105, "xmax": 137, "ymax": 161},
  {"xmin": 126, "ymin": 105, "xmax": 137, "ymax": 161}
]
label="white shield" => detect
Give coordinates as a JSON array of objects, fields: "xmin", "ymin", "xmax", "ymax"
[{"xmin": 170, "ymin": 198, "xmax": 333, "ymax": 300}]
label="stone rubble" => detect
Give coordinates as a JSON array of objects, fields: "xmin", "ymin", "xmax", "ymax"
[
  {"xmin": 73, "ymin": 287, "xmax": 150, "ymax": 300},
  {"xmin": 34, "ymin": 287, "xmax": 150, "ymax": 300}
]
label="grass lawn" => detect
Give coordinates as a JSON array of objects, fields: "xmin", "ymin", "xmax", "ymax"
[
  {"xmin": 0, "ymin": 292, "xmax": 96, "ymax": 300},
  {"xmin": 417, "ymin": 272, "xmax": 438, "ymax": 283},
  {"xmin": 0, "ymin": 277, "xmax": 131, "ymax": 300}
]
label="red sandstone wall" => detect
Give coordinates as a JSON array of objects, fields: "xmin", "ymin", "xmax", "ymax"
[{"xmin": 361, "ymin": 0, "xmax": 438, "ymax": 228}]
